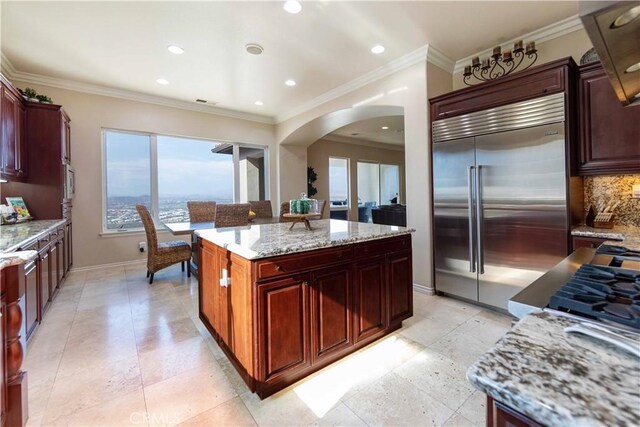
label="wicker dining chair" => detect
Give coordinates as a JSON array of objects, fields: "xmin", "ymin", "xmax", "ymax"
[
  {"xmin": 249, "ymin": 200, "xmax": 273, "ymax": 218},
  {"xmin": 136, "ymin": 204, "xmax": 191, "ymax": 284},
  {"xmin": 215, "ymin": 203, "xmax": 251, "ymax": 227},
  {"xmin": 279, "ymin": 201, "xmax": 295, "ymax": 223},
  {"xmin": 187, "ymin": 201, "xmax": 216, "ymax": 223},
  {"xmin": 316, "ymin": 200, "xmax": 327, "ymax": 219}
]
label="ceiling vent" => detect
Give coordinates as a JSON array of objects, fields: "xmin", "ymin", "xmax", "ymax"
[{"xmin": 245, "ymin": 44, "xmax": 264, "ymax": 55}]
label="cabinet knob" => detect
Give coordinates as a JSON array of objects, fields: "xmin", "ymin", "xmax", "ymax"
[{"xmin": 275, "ymin": 265, "xmax": 282, "ymax": 271}]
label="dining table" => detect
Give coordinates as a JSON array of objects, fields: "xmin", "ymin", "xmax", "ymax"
[{"xmin": 163, "ymin": 217, "xmax": 281, "ymax": 275}]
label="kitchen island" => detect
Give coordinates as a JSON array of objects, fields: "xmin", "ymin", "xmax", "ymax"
[{"xmin": 196, "ymin": 219, "xmax": 414, "ymax": 398}]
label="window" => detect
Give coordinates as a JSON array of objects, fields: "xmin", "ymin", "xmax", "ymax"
[
  {"xmin": 329, "ymin": 157, "xmax": 349, "ymax": 207},
  {"xmin": 356, "ymin": 162, "xmax": 401, "ymax": 223},
  {"xmin": 103, "ymin": 130, "xmax": 268, "ymax": 232}
]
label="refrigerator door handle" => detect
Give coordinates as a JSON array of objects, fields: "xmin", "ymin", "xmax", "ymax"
[
  {"xmin": 467, "ymin": 166, "xmax": 476, "ymax": 273},
  {"xmin": 475, "ymin": 165, "xmax": 484, "ymax": 274}
]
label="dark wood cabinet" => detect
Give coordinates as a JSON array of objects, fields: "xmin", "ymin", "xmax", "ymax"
[
  {"xmin": 487, "ymin": 396, "xmax": 543, "ymax": 427},
  {"xmin": 388, "ymin": 250, "xmax": 413, "ymax": 325},
  {"xmin": 0, "ymin": 78, "xmax": 27, "ymax": 181},
  {"xmin": 571, "ymin": 235, "xmax": 614, "ymax": 251},
  {"xmin": 199, "ymin": 233, "xmax": 413, "ymax": 399},
  {"xmin": 23, "ymin": 258, "xmax": 38, "ymax": 340},
  {"xmin": 354, "ymin": 257, "xmax": 387, "ymax": 343},
  {"xmin": 39, "ymin": 245, "xmax": 51, "ymax": 316},
  {"xmin": 0, "ymin": 292, "xmax": 6, "ymax": 427},
  {"xmin": 578, "ymin": 63, "xmax": 640, "ymax": 175},
  {"xmin": 311, "ymin": 266, "xmax": 352, "ymax": 362},
  {"xmin": 257, "ymin": 275, "xmax": 311, "ymax": 384}
]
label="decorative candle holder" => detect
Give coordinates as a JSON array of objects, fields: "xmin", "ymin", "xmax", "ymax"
[{"xmin": 462, "ymin": 39, "xmax": 538, "ymax": 86}]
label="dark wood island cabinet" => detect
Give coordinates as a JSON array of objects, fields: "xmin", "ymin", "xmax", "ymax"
[{"xmin": 197, "ymin": 220, "xmax": 413, "ymax": 398}]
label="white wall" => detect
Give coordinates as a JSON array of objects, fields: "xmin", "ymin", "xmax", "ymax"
[{"xmin": 10, "ymin": 80, "xmax": 276, "ymax": 268}]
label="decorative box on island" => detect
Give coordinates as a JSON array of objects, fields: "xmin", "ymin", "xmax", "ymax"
[{"xmin": 289, "ymin": 193, "xmax": 320, "ymax": 215}]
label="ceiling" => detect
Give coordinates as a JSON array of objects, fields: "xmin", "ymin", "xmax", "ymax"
[
  {"xmin": 1, "ymin": 1, "xmax": 578, "ymax": 120},
  {"xmin": 329, "ymin": 116, "xmax": 405, "ymax": 146}
]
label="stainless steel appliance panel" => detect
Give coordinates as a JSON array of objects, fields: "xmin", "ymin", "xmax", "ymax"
[
  {"xmin": 433, "ymin": 137, "xmax": 478, "ymax": 301},
  {"xmin": 475, "ymin": 123, "xmax": 568, "ymax": 309}
]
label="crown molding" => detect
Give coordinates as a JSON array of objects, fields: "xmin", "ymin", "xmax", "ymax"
[
  {"xmin": 427, "ymin": 46, "xmax": 455, "ymax": 73},
  {"xmin": 1, "ymin": 53, "xmax": 275, "ymax": 125},
  {"xmin": 275, "ymin": 45, "xmax": 430, "ymax": 124},
  {"xmin": 320, "ymin": 134, "xmax": 405, "ymax": 152},
  {"xmin": 452, "ymin": 15, "xmax": 584, "ymax": 74}
]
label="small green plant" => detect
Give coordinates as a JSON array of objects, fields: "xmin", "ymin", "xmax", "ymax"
[
  {"xmin": 23, "ymin": 87, "xmax": 37, "ymax": 98},
  {"xmin": 35, "ymin": 94, "xmax": 52, "ymax": 103}
]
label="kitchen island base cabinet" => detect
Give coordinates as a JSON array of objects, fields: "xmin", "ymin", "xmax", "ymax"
[{"xmin": 198, "ymin": 233, "xmax": 413, "ymax": 399}]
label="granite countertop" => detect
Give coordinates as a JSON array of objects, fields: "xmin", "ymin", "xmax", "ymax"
[
  {"xmin": 0, "ymin": 219, "xmax": 67, "ymax": 253},
  {"xmin": 572, "ymin": 225, "xmax": 640, "ymax": 252},
  {"xmin": 468, "ymin": 311, "xmax": 640, "ymax": 427},
  {"xmin": 195, "ymin": 219, "xmax": 414, "ymax": 260},
  {"xmin": 0, "ymin": 250, "xmax": 38, "ymax": 270}
]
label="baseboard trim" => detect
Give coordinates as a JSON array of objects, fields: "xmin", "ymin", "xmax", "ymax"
[
  {"xmin": 413, "ymin": 283, "xmax": 435, "ymax": 295},
  {"xmin": 70, "ymin": 259, "xmax": 146, "ymax": 273}
]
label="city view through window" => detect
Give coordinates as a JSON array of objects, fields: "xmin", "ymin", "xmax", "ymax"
[{"xmin": 104, "ymin": 130, "xmax": 265, "ymax": 230}]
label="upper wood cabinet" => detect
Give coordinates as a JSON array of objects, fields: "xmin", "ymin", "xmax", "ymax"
[
  {"xmin": 578, "ymin": 63, "xmax": 640, "ymax": 175},
  {"xmin": 0, "ymin": 77, "xmax": 27, "ymax": 181}
]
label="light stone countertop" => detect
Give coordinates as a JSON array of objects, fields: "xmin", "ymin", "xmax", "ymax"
[
  {"xmin": 571, "ymin": 225, "xmax": 640, "ymax": 252},
  {"xmin": 0, "ymin": 250, "xmax": 38, "ymax": 270},
  {"xmin": 195, "ymin": 219, "xmax": 414, "ymax": 260},
  {"xmin": 0, "ymin": 219, "xmax": 67, "ymax": 253},
  {"xmin": 468, "ymin": 311, "xmax": 640, "ymax": 427}
]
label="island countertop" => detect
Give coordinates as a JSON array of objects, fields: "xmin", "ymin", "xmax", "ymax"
[
  {"xmin": 0, "ymin": 219, "xmax": 67, "ymax": 253},
  {"xmin": 468, "ymin": 311, "xmax": 640, "ymax": 427},
  {"xmin": 195, "ymin": 219, "xmax": 414, "ymax": 260}
]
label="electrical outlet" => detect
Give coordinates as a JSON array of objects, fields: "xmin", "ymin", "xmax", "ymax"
[{"xmin": 139, "ymin": 241, "xmax": 147, "ymax": 252}]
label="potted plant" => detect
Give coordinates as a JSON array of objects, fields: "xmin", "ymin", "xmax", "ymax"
[
  {"xmin": 22, "ymin": 88, "xmax": 39, "ymax": 102},
  {"xmin": 35, "ymin": 94, "xmax": 53, "ymax": 104}
]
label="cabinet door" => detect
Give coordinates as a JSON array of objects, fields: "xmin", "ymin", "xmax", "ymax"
[
  {"xmin": 311, "ymin": 266, "xmax": 352, "ymax": 362},
  {"xmin": 40, "ymin": 249, "xmax": 51, "ymax": 315},
  {"xmin": 572, "ymin": 236, "xmax": 608, "ymax": 251},
  {"xmin": 1, "ymin": 88, "xmax": 19, "ymax": 177},
  {"xmin": 24, "ymin": 259, "xmax": 38, "ymax": 339},
  {"xmin": 1, "ymin": 295, "xmax": 6, "ymax": 426},
  {"xmin": 199, "ymin": 243, "xmax": 219, "ymax": 336},
  {"xmin": 62, "ymin": 114, "xmax": 71, "ymax": 162},
  {"xmin": 388, "ymin": 250, "xmax": 413, "ymax": 325},
  {"xmin": 353, "ymin": 257, "xmax": 387, "ymax": 343},
  {"xmin": 257, "ymin": 275, "xmax": 310, "ymax": 383},
  {"xmin": 578, "ymin": 65, "xmax": 640, "ymax": 174}
]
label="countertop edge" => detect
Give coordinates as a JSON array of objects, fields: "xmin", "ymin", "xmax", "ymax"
[
  {"xmin": 1, "ymin": 219, "xmax": 67, "ymax": 253},
  {"xmin": 0, "ymin": 250, "xmax": 39, "ymax": 270}
]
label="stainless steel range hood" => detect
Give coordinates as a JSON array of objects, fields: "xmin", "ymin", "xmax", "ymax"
[{"xmin": 579, "ymin": 1, "xmax": 640, "ymax": 106}]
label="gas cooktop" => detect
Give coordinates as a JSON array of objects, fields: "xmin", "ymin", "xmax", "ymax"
[{"xmin": 548, "ymin": 263, "xmax": 640, "ymax": 330}]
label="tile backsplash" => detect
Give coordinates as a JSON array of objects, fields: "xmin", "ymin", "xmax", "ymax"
[{"xmin": 584, "ymin": 174, "xmax": 640, "ymax": 227}]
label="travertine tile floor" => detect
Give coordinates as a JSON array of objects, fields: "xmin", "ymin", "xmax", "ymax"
[{"xmin": 24, "ymin": 263, "xmax": 513, "ymax": 426}]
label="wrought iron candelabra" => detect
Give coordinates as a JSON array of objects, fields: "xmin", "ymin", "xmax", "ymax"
[{"xmin": 463, "ymin": 40, "xmax": 538, "ymax": 86}]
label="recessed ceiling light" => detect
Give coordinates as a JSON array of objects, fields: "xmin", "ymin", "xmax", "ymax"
[
  {"xmin": 285, "ymin": 79, "xmax": 297, "ymax": 86},
  {"xmin": 245, "ymin": 44, "xmax": 264, "ymax": 55},
  {"xmin": 625, "ymin": 61, "xmax": 640, "ymax": 73},
  {"xmin": 283, "ymin": 0, "xmax": 302, "ymax": 14},
  {"xmin": 381, "ymin": 126, "xmax": 389, "ymax": 130},
  {"xmin": 254, "ymin": 101, "xmax": 264, "ymax": 106},
  {"xmin": 167, "ymin": 45, "xmax": 184, "ymax": 55},
  {"xmin": 156, "ymin": 78, "xmax": 169, "ymax": 85},
  {"xmin": 371, "ymin": 45, "xmax": 385, "ymax": 54},
  {"xmin": 611, "ymin": 5, "xmax": 640, "ymax": 28}
]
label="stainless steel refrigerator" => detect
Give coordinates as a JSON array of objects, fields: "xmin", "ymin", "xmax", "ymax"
[{"xmin": 432, "ymin": 93, "xmax": 570, "ymax": 310}]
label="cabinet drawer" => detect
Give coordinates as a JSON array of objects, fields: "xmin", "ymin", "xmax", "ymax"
[
  {"xmin": 355, "ymin": 235, "xmax": 411, "ymax": 259},
  {"xmin": 431, "ymin": 65, "xmax": 565, "ymax": 120},
  {"xmin": 256, "ymin": 247, "xmax": 353, "ymax": 280}
]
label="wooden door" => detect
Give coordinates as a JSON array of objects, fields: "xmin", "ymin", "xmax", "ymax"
[
  {"xmin": 311, "ymin": 266, "xmax": 352, "ymax": 362},
  {"xmin": 388, "ymin": 250, "xmax": 413, "ymax": 325},
  {"xmin": 578, "ymin": 63, "xmax": 640, "ymax": 174},
  {"xmin": 199, "ymin": 243, "xmax": 219, "ymax": 337},
  {"xmin": 62, "ymin": 113, "xmax": 71, "ymax": 162},
  {"xmin": 227, "ymin": 254, "xmax": 253, "ymax": 370},
  {"xmin": 257, "ymin": 275, "xmax": 310, "ymax": 383},
  {"xmin": 40, "ymin": 248, "xmax": 51, "ymax": 315},
  {"xmin": 353, "ymin": 256, "xmax": 387, "ymax": 343},
  {"xmin": 216, "ymin": 248, "xmax": 231, "ymax": 346},
  {"xmin": 0, "ymin": 294, "xmax": 6, "ymax": 426},
  {"xmin": 24, "ymin": 259, "xmax": 38, "ymax": 339},
  {"xmin": 1, "ymin": 88, "xmax": 19, "ymax": 178}
]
